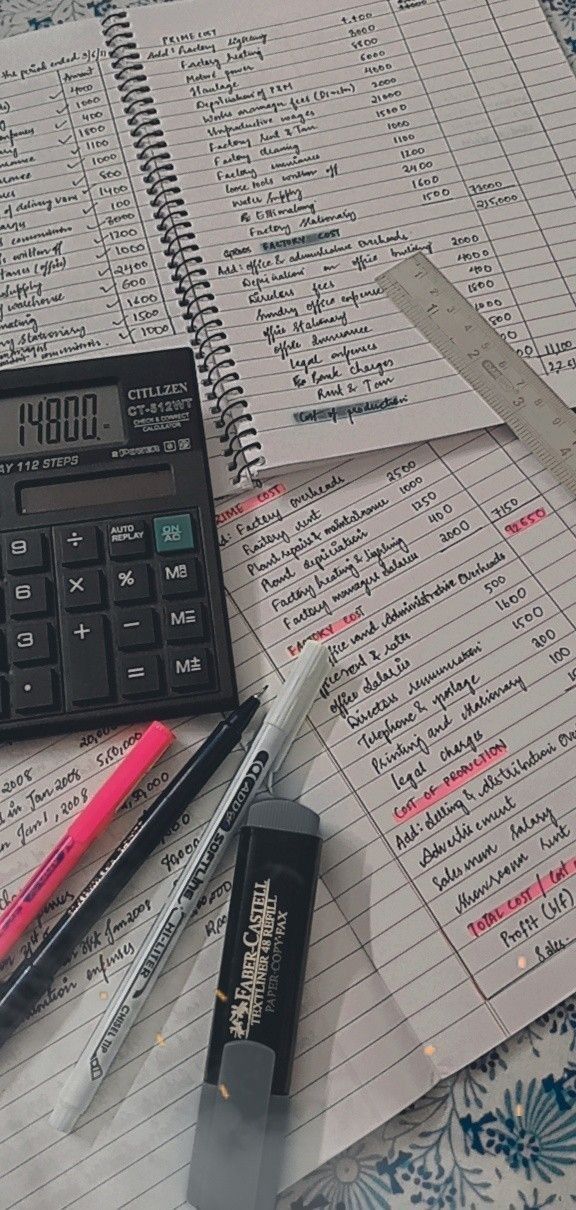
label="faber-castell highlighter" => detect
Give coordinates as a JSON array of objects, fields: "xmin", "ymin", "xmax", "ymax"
[
  {"xmin": 52, "ymin": 642, "xmax": 329, "ymax": 1132},
  {"xmin": 187, "ymin": 795, "xmax": 322, "ymax": 1210},
  {"xmin": 0, "ymin": 721, "xmax": 175, "ymax": 960},
  {"xmin": 0, "ymin": 697, "xmax": 260, "ymax": 1052}
]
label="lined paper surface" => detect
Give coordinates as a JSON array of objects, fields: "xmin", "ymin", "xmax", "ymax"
[
  {"xmin": 132, "ymin": 0, "xmax": 576, "ymax": 478},
  {"xmin": 3, "ymin": 423, "xmax": 576, "ymax": 1205},
  {"xmin": 218, "ymin": 429, "xmax": 576, "ymax": 1033}
]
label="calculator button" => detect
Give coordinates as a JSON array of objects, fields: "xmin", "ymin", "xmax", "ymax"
[
  {"xmin": 165, "ymin": 603, "xmax": 205, "ymax": 643},
  {"xmin": 119, "ymin": 654, "xmax": 161, "ymax": 697},
  {"xmin": 154, "ymin": 513, "xmax": 195, "ymax": 554},
  {"xmin": 160, "ymin": 556, "xmax": 200, "ymax": 598},
  {"xmin": 168, "ymin": 647, "xmax": 210, "ymax": 691},
  {"xmin": 8, "ymin": 622, "xmax": 53, "ymax": 666},
  {"xmin": 56, "ymin": 525, "xmax": 100, "ymax": 566},
  {"xmin": 63, "ymin": 615, "xmax": 112, "ymax": 704},
  {"xmin": 61, "ymin": 570, "xmax": 104, "ymax": 611},
  {"xmin": 107, "ymin": 521, "xmax": 148, "ymax": 559},
  {"xmin": 4, "ymin": 532, "xmax": 46, "ymax": 572},
  {"xmin": 7, "ymin": 575, "xmax": 49, "ymax": 618},
  {"xmin": 112, "ymin": 564, "xmax": 152, "ymax": 604},
  {"xmin": 13, "ymin": 667, "xmax": 57, "ymax": 714},
  {"xmin": 115, "ymin": 607, "xmax": 157, "ymax": 650}
]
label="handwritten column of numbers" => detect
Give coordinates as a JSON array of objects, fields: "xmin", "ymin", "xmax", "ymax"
[
  {"xmin": 0, "ymin": 59, "xmax": 176, "ymax": 370},
  {"xmin": 59, "ymin": 60, "xmax": 178, "ymax": 351},
  {"xmin": 415, "ymin": 0, "xmax": 576, "ymax": 372},
  {"xmin": 386, "ymin": 431, "xmax": 576, "ymax": 1000},
  {"xmin": 98, "ymin": 55, "xmax": 185, "ymax": 346}
]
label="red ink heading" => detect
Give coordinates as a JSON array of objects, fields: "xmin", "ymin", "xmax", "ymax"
[
  {"xmin": 216, "ymin": 484, "xmax": 287, "ymax": 526},
  {"xmin": 468, "ymin": 854, "xmax": 576, "ymax": 937},
  {"xmin": 287, "ymin": 610, "xmax": 364, "ymax": 657},
  {"xmin": 393, "ymin": 742, "xmax": 508, "ymax": 824}
]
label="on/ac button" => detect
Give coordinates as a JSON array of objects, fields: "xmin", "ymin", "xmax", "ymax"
[{"xmin": 153, "ymin": 513, "xmax": 195, "ymax": 553}]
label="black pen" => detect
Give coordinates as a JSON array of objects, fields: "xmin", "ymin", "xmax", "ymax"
[{"xmin": 0, "ymin": 696, "xmax": 261, "ymax": 1050}]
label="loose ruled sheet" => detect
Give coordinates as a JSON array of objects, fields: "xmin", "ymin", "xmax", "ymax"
[
  {"xmin": 217, "ymin": 431, "xmax": 576, "ymax": 1102},
  {"xmin": 131, "ymin": 0, "xmax": 576, "ymax": 475},
  {"xmin": 3, "ymin": 426, "xmax": 576, "ymax": 1206},
  {"xmin": 0, "ymin": 21, "xmax": 187, "ymax": 369},
  {"xmin": 0, "ymin": 630, "xmax": 432, "ymax": 1209}
]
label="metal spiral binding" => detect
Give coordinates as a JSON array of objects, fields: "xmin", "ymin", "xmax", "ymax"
[{"xmin": 101, "ymin": 11, "xmax": 264, "ymax": 487}]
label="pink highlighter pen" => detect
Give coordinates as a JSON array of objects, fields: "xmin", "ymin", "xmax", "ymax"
[{"xmin": 0, "ymin": 720, "xmax": 174, "ymax": 960}]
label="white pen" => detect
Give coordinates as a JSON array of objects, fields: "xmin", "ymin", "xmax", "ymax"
[{"xmin": 51, "ymin": 640, "xmax": 329, "ymax": 1133}]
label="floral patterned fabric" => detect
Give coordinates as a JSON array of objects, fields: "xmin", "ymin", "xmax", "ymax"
[
  {"xmin": 279, "ymin": 999, "xmax": 576, "ymax": 1209},
  {"xmin": 1, "ymin": 0, "xmax": 576, "ymax": 1206}
]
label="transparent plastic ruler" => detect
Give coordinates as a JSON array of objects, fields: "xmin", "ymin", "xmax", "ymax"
[{"xmin": 376, "ymin": 252, "xmax": 576, "ymax": 498}]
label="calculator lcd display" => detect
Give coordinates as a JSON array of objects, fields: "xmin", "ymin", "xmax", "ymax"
[
  {"xmin": 20, "ymin": 466, "xmax": 174, "ymax": 514},
  {"xmin": 0, "ymin": 382, "xmax": 125, "ymax": 453}
]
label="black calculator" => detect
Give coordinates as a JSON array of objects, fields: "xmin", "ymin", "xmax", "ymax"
[{"xmin": 0, "ymin": 347, "xmax": 237, "ymax": 738}]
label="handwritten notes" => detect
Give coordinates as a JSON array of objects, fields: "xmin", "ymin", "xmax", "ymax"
[
  {"xmin": 133, "ymin": 0, "xmax": 576, "ymax": 476},
  {"xmin": 3, "ymin": 430, "xmax": 576, "ymax": 1206},
  {"xmin": 3, "ymin": 0, "xmax": 576, "ymax": 498},
  {"xmin": 219, "ymin": 427, "xmax": 576, "ymax": 1035},
  {"xmin": 0, "ymin": 21, "xmax": 186, "ymax": 371},
  {"xmin": 7, "ymin": 421, "xmax": 575, "ymax": 1208},
  {"xmin": 2, "ymin": 1, "xmax": 576, "ymax": 1207},
  {"xmin": 0, "ymin": 647, "xmax": 433, "ymax": 1207}
]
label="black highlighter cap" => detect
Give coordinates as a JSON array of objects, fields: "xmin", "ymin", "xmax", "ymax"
[{"xmin": 205, "ymin": 796, "xmax": 320, "ymax": 1094}]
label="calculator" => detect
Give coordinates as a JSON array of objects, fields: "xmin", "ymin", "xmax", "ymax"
[{"xmin": 0, "ymin": 347, "xmax": 237, "ymax": 738}]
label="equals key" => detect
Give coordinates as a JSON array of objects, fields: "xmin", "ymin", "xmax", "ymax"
[{"xmin": 120, "ymin": 653, "xmax": 161, "ymax": 697}]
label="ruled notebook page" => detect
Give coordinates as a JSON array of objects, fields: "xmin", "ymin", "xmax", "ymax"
[
  {"xmin": 131, "ymin": 0, "xmax": 576, "ymax": 479},
  {"xmin": 0, "ymin": 21, "xmax": 187, "ymax": 370}
]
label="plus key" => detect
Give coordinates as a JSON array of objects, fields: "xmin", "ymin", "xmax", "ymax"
[{"xmin": 62, "ymin": 614, "xmax": 112, "ymax": 705}]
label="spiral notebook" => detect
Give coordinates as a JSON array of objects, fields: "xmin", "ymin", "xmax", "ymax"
[{"xmin": 2, "ymin": 0, "xmax": 576, "ymax": 496}]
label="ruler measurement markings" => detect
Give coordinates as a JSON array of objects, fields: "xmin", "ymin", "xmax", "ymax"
[{"xmin": 376, "ymin": 252, "xmax": 576, "ymax": 498}]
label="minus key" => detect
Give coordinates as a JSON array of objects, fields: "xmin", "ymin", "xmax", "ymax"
[{"xmin": 115, "ymin": 608, "xmax": 157, "ymax": 650}]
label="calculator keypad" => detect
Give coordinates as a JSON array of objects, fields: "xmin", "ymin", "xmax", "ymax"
[{"xmin": 1, "ymin": 509, "xmax": 214, "ymax": 720}]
